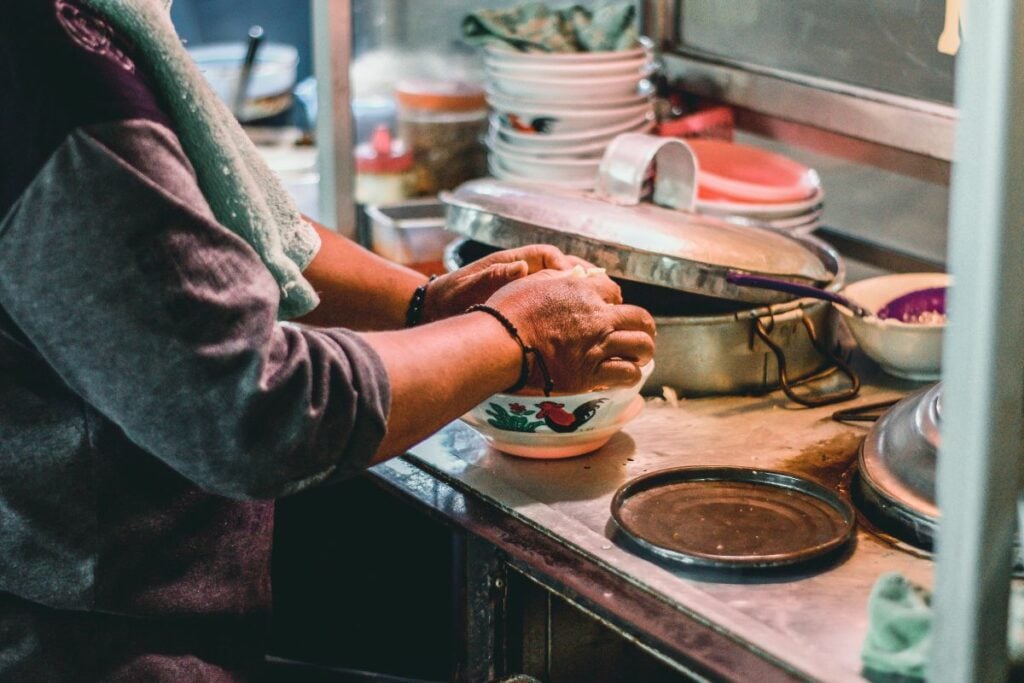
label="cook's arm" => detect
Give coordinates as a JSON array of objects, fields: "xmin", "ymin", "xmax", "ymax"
[
  {"xmin": 0, "ymin": 121, "xmax": 520, "ymax": 499},
  {"xmin": 296, "ymin": 222, "xmax": 427, "ymax": 330},
  {"xmin": 297, "ymin": 220, "xmax": 587, "ymax": 331}
]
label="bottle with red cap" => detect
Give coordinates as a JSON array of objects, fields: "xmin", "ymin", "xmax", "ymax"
[{"xmin": 354, "ymin": 124, "xmax": 414, "ymax": 205}]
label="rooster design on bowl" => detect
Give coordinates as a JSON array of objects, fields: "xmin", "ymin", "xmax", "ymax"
[{"xmin": 485, "ymin": 398, "xmax": 607, "ymax": 433}]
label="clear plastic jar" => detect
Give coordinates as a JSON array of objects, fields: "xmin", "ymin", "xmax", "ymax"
[{"xmin": 395, "ymin": 80, "xmax": 488, "ymax": 196}]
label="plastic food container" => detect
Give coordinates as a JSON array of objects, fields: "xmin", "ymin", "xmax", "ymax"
[
  {"xmin": 365, "ymin": 199, "xmax": 451, "ymax": 276},
  {"xmin": 395, "ymin": 80, "xmax": 489, "ymax": 196}
]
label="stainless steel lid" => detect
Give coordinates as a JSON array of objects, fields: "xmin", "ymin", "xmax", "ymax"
[
  {"xmin": 441, "ymin": 135, "xmax": 835, "ymax": 304},
  {"xmin": 858, "ymin": 384, "xmax": 941, "ymax": 546}
]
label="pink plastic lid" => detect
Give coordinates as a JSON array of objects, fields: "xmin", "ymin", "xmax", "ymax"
[{"xmin": 356, "ymin": 125, "xmax": 413, "ymax": 174}]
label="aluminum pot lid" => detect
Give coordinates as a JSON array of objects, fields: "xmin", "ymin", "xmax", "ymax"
[
  {"xmin": 610, "ymin": 466, "xmax": 856, "ymax": 569},
  {"xmin": 441, "ymin": 178, "xmax": 834, "ymax": 304},
  {"xmin": 860, "ymin": 383, "xmax": 942, "ymax": 516}
]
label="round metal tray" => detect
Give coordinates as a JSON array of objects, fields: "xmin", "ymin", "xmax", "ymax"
[{"xmin": 610, "ymin": 467, "xmax": 857, "ymax": 569}]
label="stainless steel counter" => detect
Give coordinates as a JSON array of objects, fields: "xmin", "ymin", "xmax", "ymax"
[{"xmin": 377, "ymin": 367, "xmax": 934, "ymax": 682}]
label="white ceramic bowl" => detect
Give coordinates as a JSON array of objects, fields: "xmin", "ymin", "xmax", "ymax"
[
  {"xmin": 462, "ymin": 395, "xmax": 644, "ymax": 459},
  {"xmin": 837, "ymin": 273, "xmax": 950, "ymax": 381},
  {"xmin": 491, "ymin": 149, "xmax": 601, "ymax": 182},
  {"xmin": 462, "ymin": 362, "xmax": 653, "ymax": 458},
  {"xmin": 486, "ymin": 87, "xmax": 652, "ymax": 112},
  {"xmin": 484, "ymin": 43, "xmax": 648, "ymax": 65},
  {"xmin": 490, "ymin": 101, "xmax": 653, "ymax": 135},
  {"xmin": 485, "ymin": 55, "xmax": 652, "ymax": 80},
  {"xmin": 486, "ymin": 133, "xmax": 606, "ymax": 159},
  {"xmin": 493, "ymin": 114, "xmax": 654, "ymax": 150},
  {"xmin": 489, "ymin": 72, "xmax": 649, "ymax": 100},
  {"xmin": 488, "ymin": 156, "xmax": 596, "ymax": 190}
]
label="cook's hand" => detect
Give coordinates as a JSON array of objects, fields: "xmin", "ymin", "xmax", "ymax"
[
  {"xmin": 484, "ymin": 269, "xmax": 656, "ymax": 393},
  {"xmin": 421, "ymin": 245, "xmax": 589, "ymax": 323}
]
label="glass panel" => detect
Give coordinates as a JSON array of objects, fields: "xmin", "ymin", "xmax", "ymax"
[
  {"xmin": 351, "ymin": 0, "xmax": 618, "ymax": 103},
  {"xmin": 680, "ymin": 0, "xmax": 956, "ymax": 104}
]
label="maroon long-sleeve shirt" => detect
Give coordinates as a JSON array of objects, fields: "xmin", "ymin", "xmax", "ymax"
[{"xmin": 0, "ymin": 2, "xmax": 391, "ymax": 679}]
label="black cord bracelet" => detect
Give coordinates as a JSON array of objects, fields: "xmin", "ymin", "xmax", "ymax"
[
  {"xmin": 405, "ymin": 275, "xmax": 437, "ymax": 327},
  {"xmin": 466, "ymin": 304, "xmax": 554, "ymax": 396}
]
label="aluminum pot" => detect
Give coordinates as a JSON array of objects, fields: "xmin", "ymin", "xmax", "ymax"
[{"xmin": 444, "ymin": 237, "xmax": 852, "ymax": 402}]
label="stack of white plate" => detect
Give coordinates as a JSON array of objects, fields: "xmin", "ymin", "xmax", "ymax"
[
  {"xmin": 483, "ymin": 43, "xmax": 657, "ymax": 190},
  {"xmin": 687, "ymin": 139, "xmax": 825, "ymax": 234}
]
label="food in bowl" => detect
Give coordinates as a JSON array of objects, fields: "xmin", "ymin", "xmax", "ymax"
[{"xmin": 836, "ymin": 273, "xmax": 950, "ymax": 381}]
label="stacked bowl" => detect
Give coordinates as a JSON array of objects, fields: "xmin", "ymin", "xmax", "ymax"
[
  {"xmin": 483, "ymin": 43, "xmax": 657, "ymax": 190},
  {"xmin": 687, "ymin": 139, "xmax": 825, "ymax": 233}
]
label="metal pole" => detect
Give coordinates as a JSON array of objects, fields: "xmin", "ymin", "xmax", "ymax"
[
  {"xmin": 312, "ymin": 0, "xmax": 355, "ymax": 236},
  {"xmin": 931, "ymin": 0, "xmax": 1024, "ymax": 679},
  {"xmin": 639, "ymin": 0, "xmax": 678, "ymax": 52}
]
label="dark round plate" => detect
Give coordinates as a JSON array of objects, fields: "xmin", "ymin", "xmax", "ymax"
[{"xmin": 610, "ymin": 467, "xmax": 856, "ymax": 569}]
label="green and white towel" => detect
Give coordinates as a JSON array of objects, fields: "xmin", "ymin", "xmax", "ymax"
[
  {"xmin": 463, "ymin": 1, "xmax": 639, "ymax": 53},
  {"xmin": 81, "ymin": 0, "xmax": 320, "ymax": 320},
  {"xmin": 862, "ymin": 573, "xmax": 933, "ymax": 682},
  {"xmin": 863, "ymin": 572, "xmax": 1024, "ymax": 681}
]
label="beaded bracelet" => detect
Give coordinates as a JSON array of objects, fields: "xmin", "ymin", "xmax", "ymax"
[
  {"xmin": 405, "ymin": 275, "xmax": 437, "ymax": 327},
  {"xmin": 466, "ymin": 304, "xmax": 554, "ymax": 396}
]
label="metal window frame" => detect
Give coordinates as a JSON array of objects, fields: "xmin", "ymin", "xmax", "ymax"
[
  {"xmin": 312, "ymin": 0, "xmax": 356, "ymax": 236},
  {"xmin": 645, "ymin": 0, "xmax": 958, "ymax": 161}
]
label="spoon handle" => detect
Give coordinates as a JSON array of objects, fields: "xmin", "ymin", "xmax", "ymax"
[
  {"xmin": 725, "ymin": 271, "xmax": 870, "ymax": 316},
  {"xmin": 232, "ymin": 25, "xmax": 265, "ymax": 120}
]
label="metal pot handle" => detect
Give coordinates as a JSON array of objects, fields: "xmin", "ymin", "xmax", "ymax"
[
  {"xmin": 595, "ymin": 134, "xmax": 698, "ymax": 211},
  {"xmin": 753, "ymin": 310, "xmax": 861, "ymax": 407}
]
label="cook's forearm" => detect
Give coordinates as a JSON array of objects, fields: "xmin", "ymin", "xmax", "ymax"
[
  {"xmin": 363, "ymin": 312, "xmax": 521, "ymax": 463},
  {"xmin": 297, "ymin": 221, "xmax": 427, "ymax": 330}
]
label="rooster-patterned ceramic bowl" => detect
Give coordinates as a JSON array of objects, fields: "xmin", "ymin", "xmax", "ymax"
[
  {"xmin": 461, "ymin": 395, "xmax": 644, "ymax": 459},
  {"xmin": 465, "ymin": 361, "xmax": 653, "ymax": 437}
]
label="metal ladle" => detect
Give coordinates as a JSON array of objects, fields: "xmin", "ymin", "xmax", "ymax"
[{"xmin": 725, "ymin": 272, "xmax": 947, "ymax": 322}]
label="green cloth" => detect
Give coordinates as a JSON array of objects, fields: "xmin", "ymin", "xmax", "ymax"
[
  {"xmin": 862, "ymin": 573, "xmax": 932, "ymax": 682},
  {"xmin": 80, "ymin": 0, "xmax": 321, "ymax": 320},
  {"xmin": 462, "ymin": 1, "xmax": 638, "ymax": 53},
  {"xmin": 863, "ymin": 572, "xmax": 1024, "ymax": 680}
]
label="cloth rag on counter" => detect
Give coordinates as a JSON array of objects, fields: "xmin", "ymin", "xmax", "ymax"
[
  {"xmin": 863, "ymin": 572, "xmax": 1024, "ymax": 682},
  {"xmin": 462, "ymin": 1, "xmax": 638, "ymax": 53},
  {"xmin": 79, "ymin": 0, "xmax": 320, "ymax": 319},
  {"xmin": 862, "ymin": 573, "xmax": 932, "ymax": 682}
]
